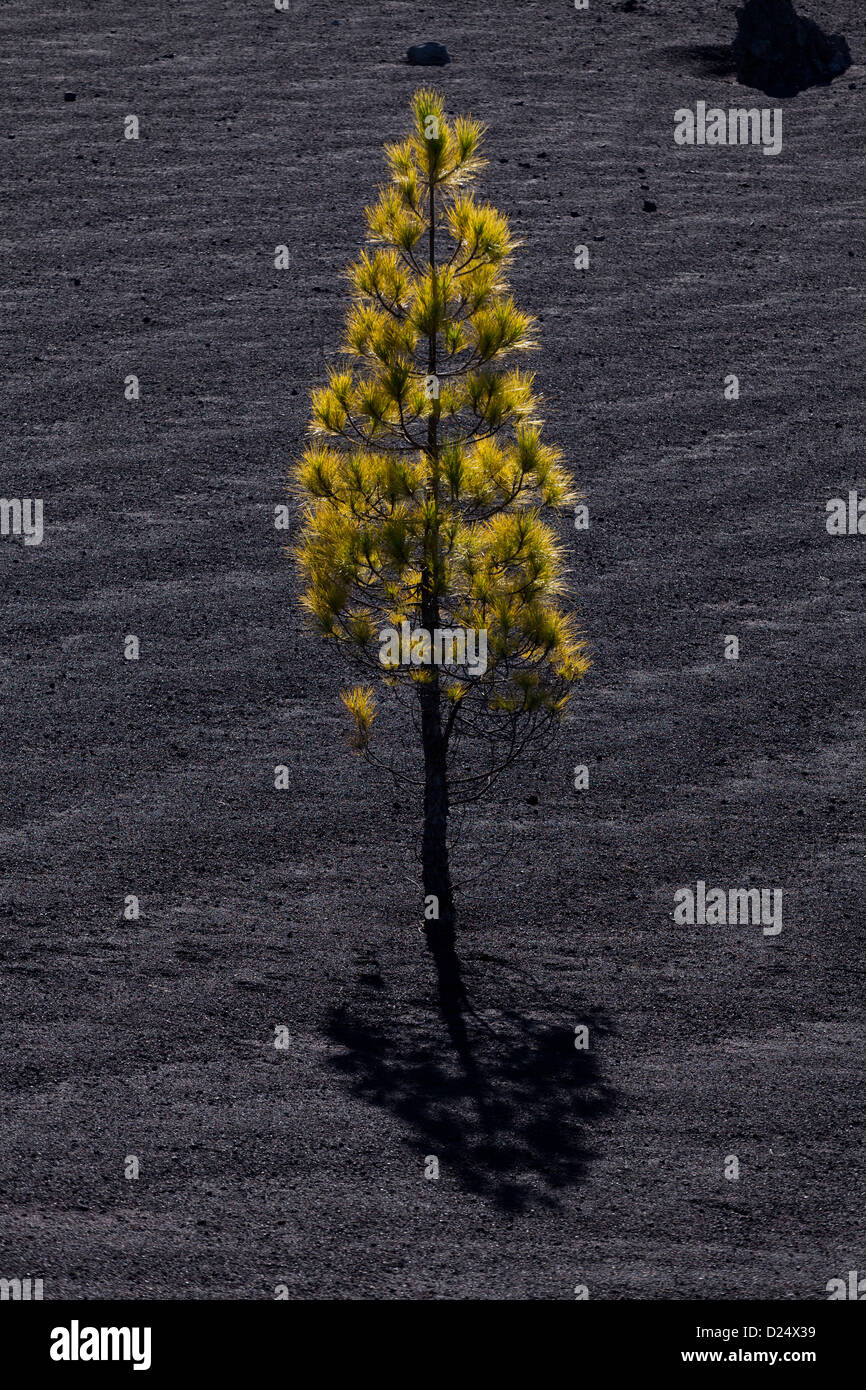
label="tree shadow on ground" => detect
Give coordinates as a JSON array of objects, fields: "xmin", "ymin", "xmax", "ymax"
[{"xmin": 326, "ymin": 993, "xmax": 615, "ymax": 1212}]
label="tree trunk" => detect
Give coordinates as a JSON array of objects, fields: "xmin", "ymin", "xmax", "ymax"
[
  {"xmin": 419, "ymin": 678, "xmax": 464, "ymax": 1014},
  {"xmin": 416, "ymin": 164, "xmax": 464, "ymax": 1013}
]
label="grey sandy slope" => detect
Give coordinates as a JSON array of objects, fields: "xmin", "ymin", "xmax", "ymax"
[{"xmin": 0, "ymin": 1, "xmax": 863, "ymax": 1297}]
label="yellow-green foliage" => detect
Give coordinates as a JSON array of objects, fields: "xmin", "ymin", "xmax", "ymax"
[
  {"xmin": 340, "ymin": 686, "xmax": 377, "ymax": 750},
  {"xmin": 292, "ymin": 90, "xmax": 589, "ymax": 748}
]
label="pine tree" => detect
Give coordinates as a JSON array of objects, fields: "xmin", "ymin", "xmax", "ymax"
[{"xmin": 292, "ymin": 90, "xmax": 589, "ymax": 1012}]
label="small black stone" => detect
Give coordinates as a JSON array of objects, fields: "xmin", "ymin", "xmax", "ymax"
[
  {"xmin": 643, "ymin": 200, "xmax": 657, "ymax": 212},
  {"xmin": 407, "ymin": 42, "xmax": 450, "ymax": 66},
  {"xmin": 63, "ymin": 92, "xmax": 76, "ymax": 102}
]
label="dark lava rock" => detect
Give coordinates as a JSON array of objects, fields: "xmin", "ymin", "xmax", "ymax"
[
  {"xmin": 407, "ymin": 42, "xmax": 450, "ymax": 67},
  {"xmin": 643, "ymin": 199, "xmax": 657, "ymax": 212},
  {"xmin": 63, "ymin": 91, "xmax": 76, "ymax": 101},
  {"xmin": 733, "ymin": 0, "xmax": 851, "ymax": 97}
]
